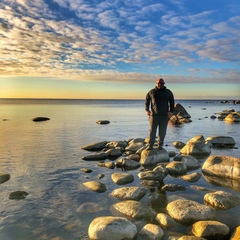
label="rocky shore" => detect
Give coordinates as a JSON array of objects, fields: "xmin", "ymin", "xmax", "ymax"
[{"xmin": 80, "ymin": 134, "xmax": 240, "ymax": 240}]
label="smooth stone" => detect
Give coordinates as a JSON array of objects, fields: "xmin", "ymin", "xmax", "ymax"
[
  {"xmin": 111, "ymin": 200, "xmax": 156, "ymax": 221},
  {"xmin": 166, "ymin": 199, "xmax": 216, "ymax": 224},
  {"xmin": 83, "ymin": 181, "xmax": 107, "ymax": 193},
  {"xmin": 178, "ymin": 236, "xmax": 206, "ymax": 240},
  {"xmin": 32, "ymin": 117, "xmax": 50, "ymax": 122},
  {"xmin": 181, "ymin": 155, "xmax": 201, "ymax": 169},
  {"xmin": 96, "ymin": 120, "xmax": 110, "ymax": 124},
  {"xmin": 116, "ymin": 158, "xmax": 141, "ymax": 170},
  {"xmin": 138, "ymin": 223, "xmax": 164, "ymax": 240},
  {"xmin": 81, "ymin": 141, "xmax": 108, "ymax": 151},
  {"xmin": 98, "ymin": 161, "xmax": 115, "ymax": 169},
  {"xmin": 204, "ymin": 190, "xmax": 240, "ymax": 209},
  {"xmin": 125, "ymin": 142, "xmax": 145, "ymax": 152},
  {"xmin": 138, "ymin": 170, "xmax": 166, "ymax": 181},
  {"xmin": 161, "ymin": 184, "xmax": 186, "ymax": 192},
  {"xmin": 105, "ymin": 148, "xmax": 122, "ymax": 158},
  {"xmin": 205, "ymin": 136, "xmax": 235, "ymax": 147},
  {"xmin": 81, "ymin": 168, "xmax": 92, "ymax": 173},
  {"xmin": 9, "ymin": 191, "xmax": 29, "ymax": 200},
  {"xmin": 155, "ymin": 213, "xmax": 177, "ymax": 229},
  {"xmin": 88, "ymin": 216, "xmax": 137, "ymax": 240},
  {"xmin": 0, "ymin": 172, "xmax": 10, "ymax": 184},
  {"xmin": 230, "ymin": 226, "xmax": 240, "ymax": 240},
  {"xmin": 181, "ymin": 172, "xmax": 202, "ymax": 182},
  {"xmin": 225, "ymin": 112, "xmax": 240, "ymax": 122},
  {"xmin": 111, "ymin": 173, "xmax": 134, "ymax": 185},
  {"xmin": 172, "ymin": 141, "xmax": 186, "ymax": 149},
  {"xmin": 111, "ymin": 186, "xmax": 147, "ymax": 201},
  {"xmin": 166, "ymin": 161, "xmax": 187, "ymax": 175},
  {"xmin": 192, "ymin": 220, "xmax": 230, "ymax": 239},
  {"xmin": 82, "ymin": 152, "xmax": 108, "ymax": 160},
  {"xmin": 202, "ymin": 155, "xmax": 240, "ymax": 180}
]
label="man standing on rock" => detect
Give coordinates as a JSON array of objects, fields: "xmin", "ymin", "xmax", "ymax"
[{"xmin": 145, "ymin": 78, "xmax": 175, "ymax": 150}]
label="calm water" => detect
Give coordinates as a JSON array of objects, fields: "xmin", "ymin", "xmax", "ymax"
[{"xmin": 0, "ymin": 99, "xmax": 240, "ymax": 240}]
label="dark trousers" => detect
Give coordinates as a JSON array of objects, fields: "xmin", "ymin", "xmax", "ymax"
[{"xmin": 149, "ymin": 115, "xmax": 169, "ymax": 147}]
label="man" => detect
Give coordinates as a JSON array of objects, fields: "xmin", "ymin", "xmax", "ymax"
[{"xmin": 145, "ymin": 78, "xmax": 175, "ymax": 150}]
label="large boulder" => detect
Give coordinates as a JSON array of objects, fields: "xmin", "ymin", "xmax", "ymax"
[
  {"xmin": 88, "ymin": 216, "xmax": 137, "ymax": 240},
  {"xmin": 111, "ymin": 200, "xmax": 156, "ymax": 221},
  {"xmin": 170, "ymin": 103, "xmax": 192, "ymax": 124},
  {"xmin": 166, "ymin": 199, "xmax": 216, "ymax": 224},
  {"xmin": 191, "ymin": 220, "xmax": 230, "ymax": 239},
  {"xmin": 202, "ymin": 155, "xmax": 240, "ymax": 180},
  {"xmin": 140, "ymin": 148, "xmax": 169, "ymax": 167},
  {"xmin": 205, "ymin": 136, "xmax": 235, "ymax": 148},
  {"xmin": 204, "ymin": 190, "xmax": 240, "ymax": 209},
  {"xmin": 180, "ymin": 135, "xmax": 211, "ymax": 156}
]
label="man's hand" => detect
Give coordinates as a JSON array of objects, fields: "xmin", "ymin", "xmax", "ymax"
[{"xmin": 146, "ymin": 110, "xmax": 151, "ymax": 116}]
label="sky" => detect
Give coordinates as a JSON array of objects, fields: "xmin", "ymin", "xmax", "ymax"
[{"xmin": 0, "ymin": 0, "xmax": 239, "ymax": 100}]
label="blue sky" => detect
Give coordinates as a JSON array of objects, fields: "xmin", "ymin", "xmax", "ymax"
[{"xmin": 0, "ymin": 0, "xmax": 239, "ymax": 99}]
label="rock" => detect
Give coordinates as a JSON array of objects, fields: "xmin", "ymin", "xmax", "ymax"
[
  {"xmin": 202, "ymin": 155, "xmax": 240, "ymax": 180},
  {"xmin": 106, "ymin": 141, "xmax": 128, "ymax": 148},
  {"xmin": 230, "ymin": 226, "xmax": 240, "ymax": 240},
  {"xmin": 98, "ymin": 161, "xmax": 115, "ymax": 169},
  {"xmin": 128, "ymin": 154, "xmax": 140, "ymax": 162},
  {"xmin": 32, "ymin": 117, "xmax": 50, "ymax": 122},
  {"xmin": 88, "ymin": 216, "xmax": 137, "ymax": 240},
  {"xmin": 205, "ymin": 136, "xmax": 236, "ymax": 148},
  {"xmin": 77, "ymin": 202, "xmax": 104, "ymax": 213},
  {"xmin": 97, "ymin": 173, "xmax": 105, "ymax": 179},
  {"xmin": 180, "ymin": 135, "xmax": 211, "ymax": 156},
  {"xmin": 225, "ymin": 112, "xmax": 240, "ymax": 123},
  {"xmin": 138, "ymin": 170, "xmax": 166, "ymax": 181},
  {"xmin": 82, "ymin": 152, "xmax": 108, "ymax": 160},
  {"xmin": 83, "ymin": 181, "xmax": 107, "ymax": 193},
  {"xmin": 166, "ymin": 161, "xmax": 187, "ymax": 175},
  {"xmin": 110, "ymin": 186, "xmax": 148, "ymax": 201},
  {"xmin": 181, "ymin": 172, "xmax": 202, "ymax": 182},
  {"xmin": 166, "ymin": 199, "xmax": 216, "ymax": 224},
  {"xmin": 96, "ymin": 120, "xmax": 110, "ymax": 124},
  {"xmin": 105, "ymin": 148, "xmax": 122, "ymax": 159},
  {"xmin": 9, "ymin": 191, "xmax": 29, "ymax": 200},
  {"xmin": 128, "ymin": 138, "xmax": 146, "ymax": 144},
  {"xmin": 172, "ymin": 141, "xmax": 186, "ymax": 149},
  {"xmin": 138, "ymin": 223, "xmax": 164, "ymax": 240},
  {"xmin": 161, "ymin": 184, "xmax": 186, "ymax": 192},
  {"xmin": 140, "ymin": 148, "xmax": 169, "ymax": 167},
  {"xmin": 178, "ymin": 236, "xmax": 207, "ymax": 240},
  {"xmin": 111, "ymin": 200, "xmax": 156, "ymax": 221},
  {"xmin": 204, "ymin": 190, "xmax": 240, "ymax": 209},
  {"xmin": 192, "ymin": 220, "xmax": 230, "ymax": 239},
  {"xmin": 181, "ymin": 155, "xmax": 201, "ymax": 169},
  {"xmin": 125, "ymin": 142, "xmax": 145, "ymax": 152},
  {"xmin": 81, "ymin": 141, "xmax": 108, "ymax": 151},
  {"xmin": 156, "ymin": 213, "xmax": 177, "ymax": 229},
  {"xmin": 111, "ymin": 173, "xmax": 134, "ymax": 185},
  {"xmin": 210, "ymin": 115, "xmax": 217, "ymax": 119},
  {"xmin": 0, "ymin": 172, "xmax": 10, "ymax": 184},
  {"xmin": 168, "ymin": 151, "xmax": 176, "ymax": 157},
  {"xmin": 81, "ymin": 168, "xmax": 92, "ymax": 173},
  {"xmin": 170, "ymin": 103, "xmax": 192, "ymax": 124},
  {"xmin": 116, "ymin": 158, "xmax": 141, "ymax": 170}
]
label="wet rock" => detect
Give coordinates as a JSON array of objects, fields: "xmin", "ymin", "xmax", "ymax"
[
  {"xmin": 138, "ymin": 223, "xmax": 164, "ymax": 240},
  {"xmin": 88, "ymin": 216, "xmax": 137, "ymax": 240},
  {"xmin": 116, "ymin": 158, "xmax": 141, "ymax": 170},
  {"xmin": 77, "ymin": 202, "xmax": 104, "ymax": 213},
  {"xmin": 180, "ymin": 135, "xmax": 211, "ymax": 156},
  {"xmin": 96, "ymin": 120, "xmax": 110, "ymax": 124},
  {"xmin": 83, "ymin": 181, "xmax": 107, "ymax": 193},
  {"xmin": 181, "ymin": 172, "xmax": 202, "ymax": 182},
  {"xmin": 97, "ymin": 173, "xmax": 105, "ymax": 179},
  {"xmin": 181, "ymin": 155, "xmax": 201, "ymax": 170},
  {"xmin": 105, "ymin": 148, "xmax": 122, "ymax": 159},
  {"xmin": 225, "ymin": 112, "xmax": 240, "ymax": 123},
  {"xmin": 98, "ymin": 161, "xmax": 115, "ymax": 169},
  {"xmin": 125, "ymin": 142, "xmax": 145, "ymax": 152},
  {"xmin": 230, "ymin": 226, "xmax": 240, "ymax": 239},
  {"xmin": 161, "ymin": 184, "xmax": 186, "ymax": 192},
  {"xmin": 9, "ymin": 191, "xmax": 29, "ymax": 200},
  {"xmin": 204, "ymin": 190, "xmax": 240, "ymax": 209},
  {"xmin": 111, "ymin": 173, "xmax": 134, "ymax": 185},
  {"xmin": 178, "ymin": 236, "xmax": 206, "ymax": 240},
  {"xmin": 32, "ymin": 117, "xmax": 50, "ymax": 122},
  {"xmin": 0, "ymin": 172, "xmax": 10, "ymax": 184},
  {"xmin": 172, "ymin": 141, "xmax": 186, "ymax": 149},
  {"xmin": 81, "ymin": 168, "xmax": 92, "ymax": 173},
  {"xmin": 110, "ymin": 186, "xmax": 147, "ymax": 201},
  {"xmin": 112, "ymin": 200, "xmax": 156, "ymax": 221},
  {"xmin": 82, "ymin": 152, "xmax": 108, "ymax": 160},
  {"xmin": 81, "ymin": 141, "xmax": 108, "ymax": 151},
  {"xmin": 166, "ymin": 199, "xmax": 216, "ymax": 224},
  {"xmin": 155, "ymin": 213, "xmax": 177, "ymax": 229},
  {"xmin": 192, "ymin": 220, "xmax": 230, "ymax": 239},
  {"xmin": 205, "ymin": 136, "xmax": 235, "ymax": 148},
  {"xmin": 138, "ymin": 170, "xmax": 166, "ymax": 181},
  {"xmin": 166, "ymin": 161, "xmax": 187, "ymax": 175},
  {"xmin": 202, "ymin": 155, "xmax": 240, "ymax": 180},
  {"xmin": 140, "ymin": 148, "xmax": 169, "ymax": 167}
]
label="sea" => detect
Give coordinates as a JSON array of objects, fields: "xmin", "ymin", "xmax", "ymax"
[{"xmin": 0, "ymin": 98, "xmax": 240, "ymax": 240}]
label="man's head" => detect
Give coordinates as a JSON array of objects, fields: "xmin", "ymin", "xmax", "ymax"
[{"xmin": 156, "ymin": 78, "xmax": 165, "ymax": 89}]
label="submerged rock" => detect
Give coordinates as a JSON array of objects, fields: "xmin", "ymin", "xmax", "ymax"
[
  {"xmin": 9, "ymin": 191, "xmax": 29, "ymax": 200},
  {"xmin": 0, "ymin": 172, "xmax": 10, "ymax": 184},
  {"xmin": 96, "ymin": 120, "xmax": 110, "ymax": 124},
  {"xmin": 32, "ymin": 117, "xmax": 50, "ymax": 122}
]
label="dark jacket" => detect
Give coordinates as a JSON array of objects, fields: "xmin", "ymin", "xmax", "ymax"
[{"xmin": 145, "ymin": 86, "xmax": 175, "ymax": 115}]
